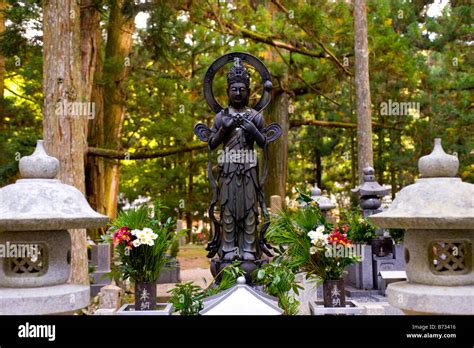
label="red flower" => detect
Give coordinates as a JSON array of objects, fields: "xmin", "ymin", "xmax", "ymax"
[
  {"xmin": 327, "ymin": 229, "xmax": 352, "ymax": 247},
  {"xmin": 113, "ymin": 226, "xmax": 132, "ymax": 247}
]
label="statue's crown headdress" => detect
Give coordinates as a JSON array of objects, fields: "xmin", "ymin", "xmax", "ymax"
[{"xmin": 227, "ymin": 58, "xmax": 250, "ymax": 88}]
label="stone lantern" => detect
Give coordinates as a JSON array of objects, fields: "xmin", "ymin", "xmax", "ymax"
[
  {"xmin": 352, "ymin": 166, "xmax": 389, "ymax": 218},
  {"xmin": 310, "ymin": 184, "xmax": 336, "ymax": 218},
  {"xmin": 352, "ymin": 166, "xmax": 392, "ymax": 257},
  {"xmin": 369, "ymin": 138, "xmax": 474, "ymax": 314},
  {"xmin": 0, "ymin": 140, "xmax": 109, "ymax": 314}
]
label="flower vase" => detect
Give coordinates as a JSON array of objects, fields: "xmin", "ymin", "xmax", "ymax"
[
  {"xmin": 323, "ymin": 279, "xmax": 346, "ymax": 308},
  {"xmin": 134, "ymin": 281, "xmax": 157, "ymax": 311}
]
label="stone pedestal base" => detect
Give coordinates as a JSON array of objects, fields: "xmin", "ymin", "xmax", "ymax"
[
  {"xmin": 387, "ymin": 281, "xmax": 474, "ymax": 315},
  {"xmin": 116, "ymin": 303, "xmax": 173, "ymax": 315},
  {"xmin": 0, "ymin": 284, "xmax": 89, "ymax": 315},
  {"xmin": 309, "ymin": 300, "xmax": 365, "ymax": 315},
  {"xmin": 210, "ymin": 259, "xmax": 268, "ymax": 284}
]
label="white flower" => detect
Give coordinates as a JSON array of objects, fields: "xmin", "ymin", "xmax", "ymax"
[
  {"xmin": 308, "ymin": 226, "xmax": 327, "ymax": 247},
  {"xmin": 142, "ymin": 227, "xmax": 154, "ymax": 235},
  {"xmin": 132, "ymin": 239, "xmax": 141, "ymax": 247},
  {"xmin": 310, "ymin": 246, "xmax": 317, "ymax": 255},
  {"xmin": 131, "ymin": 229, "xmax": 141, "ymax": 236},
  {"xmin": 145, "ymin": 239, "xmax": 154, "ymax": 246},
  {"xmin": 137, "ymin": 231, "xmax": 148, "ymax": 240}
]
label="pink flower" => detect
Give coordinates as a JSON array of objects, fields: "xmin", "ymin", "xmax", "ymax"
[{"xmin": 113, "ymin": 227, "xmax": 132, "ymax": 247}]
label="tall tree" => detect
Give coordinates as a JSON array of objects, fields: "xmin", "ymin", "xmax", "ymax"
[
  {"xmin": 354, "ymin": 0, "xmax": 374, "ymax": 182},
  {"xmin": 267, "ymin": 89, "xmax": 289, "ymax": 206},
  {"xmin": 0, "ymin": 0, "xmax": 6, "ymax": 126},
  {"xmin": 42, "ymin": 0, "xmax": 88, "ymax": 284},
  {"xmin": 86, "ymin": 0, "xmax": 135, "ymax": 220},
  {"xmin": 81, "ymin": 0, "xmax": 102, "ymax": 240},
  {"xmin": 266, "ymin": 1, "xmax": 289, "ymax": 207}
]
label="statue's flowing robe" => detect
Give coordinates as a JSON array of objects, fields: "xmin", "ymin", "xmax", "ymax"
[{"xmin": 210, "ymin": 108, "xmax": 264, "ymax": 258}]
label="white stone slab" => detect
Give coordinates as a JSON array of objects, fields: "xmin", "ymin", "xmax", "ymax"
[{"xmin": 379, "ymin": 271, "xmax": 407, "ymax": 279}]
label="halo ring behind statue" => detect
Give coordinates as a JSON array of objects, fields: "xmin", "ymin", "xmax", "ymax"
[{"xmin": 203, "ymin": 52, "xmax": 273, "ymax": 113}]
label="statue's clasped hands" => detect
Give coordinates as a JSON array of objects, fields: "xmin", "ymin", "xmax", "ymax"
[
  {"xmin": 240, "ymin": 117, "xmax": 258, "ymax": 136},
  {"xmin": 222, "ymin": 114, "xmax": 258, "ymax": 136}
]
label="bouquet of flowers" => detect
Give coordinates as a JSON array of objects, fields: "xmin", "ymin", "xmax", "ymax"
[
  {"xmin": 306, "ymin": 224, "xmax": 360, "ymax": 281},
  {"xmin": 106, "ymin": 201, "xmax": 177, "ymax": 283},
  {"xmin": 268, "ymin": 192, "xmax": 360, "ymax": 283}
]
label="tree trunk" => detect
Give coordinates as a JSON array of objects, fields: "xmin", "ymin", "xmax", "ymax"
[
  {"xmin": 315, "ymin": 147, "xmax": 322, "ymax": 189},
  {"xmin": 81, "ymin": 0, "xmax": 103, "ymax": 241},
  {"xmin": 389, "ymin": 129, "xmax": 397, "ymax": 200},
  {"xmin": 0, "ymin": 0, "xmax": 6, "ymax": 169},
  {"xmin": 264, "ymin": 1, "xmax": 289, "ymax": 208},
  {"xmin": 43, "ymin": 0, "xmax": 88, "ymax": 285},
  {"xmin": 86, "ymin": 0, "xmax": 135, "ymax": 220},
  {"xmin": 349, "ymin": 76, "xmax": 357, "ymax": 189},
  {"xmin": 376, "ymin": 112, "xmax": 385, "ymax": 184},
  {"xmin": 0, "ymin": 0, "xmax": 5, "ymax": 125},
  {"xmin": 185, "ymin": 213, "xmax": 193, "ymax": 243},
  {"xmin": 354, "ymin": 0, "xmax": 374, "ymax": 183},
  {"xmin": 266, "ymin": 89, "xmax": 289, "ymax": 207},
  {"xmin": 80, "ymin": 0, "xmax": 100, "ymax": 101}
]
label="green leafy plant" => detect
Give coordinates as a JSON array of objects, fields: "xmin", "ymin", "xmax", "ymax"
[
  {"xmin": 106, "ymin": 201, "xmax": 178, "ymax": 283},
  {"xmin": 168, "ymin": 261, "xmax": 245, "ymax": 315},
  {"xmin": 268, "ymin": 192, "xmax": 359, "ymax": 283},
  {"xmin": 388, "ymin": 228, "xmax": 405, "ymax": 244},
  {"xmin": 168, "ymin": 281, "xmax": 203, "ymax": 316},
  {"xmin": 169, "ymin": 238, "xmax": 180, "ymax": 259},
  {"xmin": 252, "ymin": 260, "xmax": 303, "ymax": 315},
  {"xmin": 343, "ymin": 209, "xmax": 377, "ymax": 244}
]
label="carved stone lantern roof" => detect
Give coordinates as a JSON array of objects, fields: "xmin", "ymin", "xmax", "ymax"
[
  {"xmin": 310, "ymin": 184, "xmax": 336, "ymax": 211},
  {"xmin": 352, "ymin": 166, "xmax": 390, "ymax": 197},
  {"xmin": 0, "ymin": 140, "xmax": 108, "ymax": 231},
  {"xmin": 370, "ymin": 138, "xmax": 474, "ymax": 230}
]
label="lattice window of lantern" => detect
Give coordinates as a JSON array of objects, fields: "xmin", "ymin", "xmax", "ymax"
[
  {"xmin": 429, "ymin": 240, "xmax": 471, "ymax": 275},
  {"xmin": 5, "ymin": 243, "xmax": 48, "ymax": 277}
]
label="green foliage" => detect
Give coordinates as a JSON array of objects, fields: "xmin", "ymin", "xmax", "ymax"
[
  {"xmin": 342, "ymin": 210, "xmax": 377, "ymax": 244},
  {"xmin": 267, "ymin": 201, "xmax": 329, "ymax": 270},
  {"xmin": 107, "ymin": 201, "xmax": 177, "ymax": 283},
  {"xmin": 268, "ymin": 192, "xmax": 359, "ymax": 282},
  {"xmin": 252, "ymin": 260, "xmax": 303, "ymax": 315},
  {"xmin": 204, "ymin": 262, "xmax": 246, "ymax": 296},
  {"xmin": 388, "ymin": 228, "xmax": 405, "ymax": 244},
  {"xmin": 0, "ymin": 1, "xmax": 472, "ymax": 240},
  {"xmin": 169, "ymin": 238, "xmax": 180, "ymax": 259},
  {"xmin": 167, "ymin": 261, "xmax": 244, "ymax": 315},
  {"xmin": 168, "ymin": 281, "xmax": 203, "ymax": 316}
]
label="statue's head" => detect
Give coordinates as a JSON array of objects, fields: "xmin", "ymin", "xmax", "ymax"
[{"xmin": 227, "ymin": 58, "xmax": 250, "ymax": 109}]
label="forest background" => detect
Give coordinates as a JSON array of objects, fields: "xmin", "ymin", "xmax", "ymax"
[{"xmin": 0, "ymin": 0, "xmax": 472, "ymax": 242}]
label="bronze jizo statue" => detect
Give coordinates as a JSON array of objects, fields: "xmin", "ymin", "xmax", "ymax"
[{"xmin": 194, "ymin": 53, "xmax": 281, "ymax": 279}]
